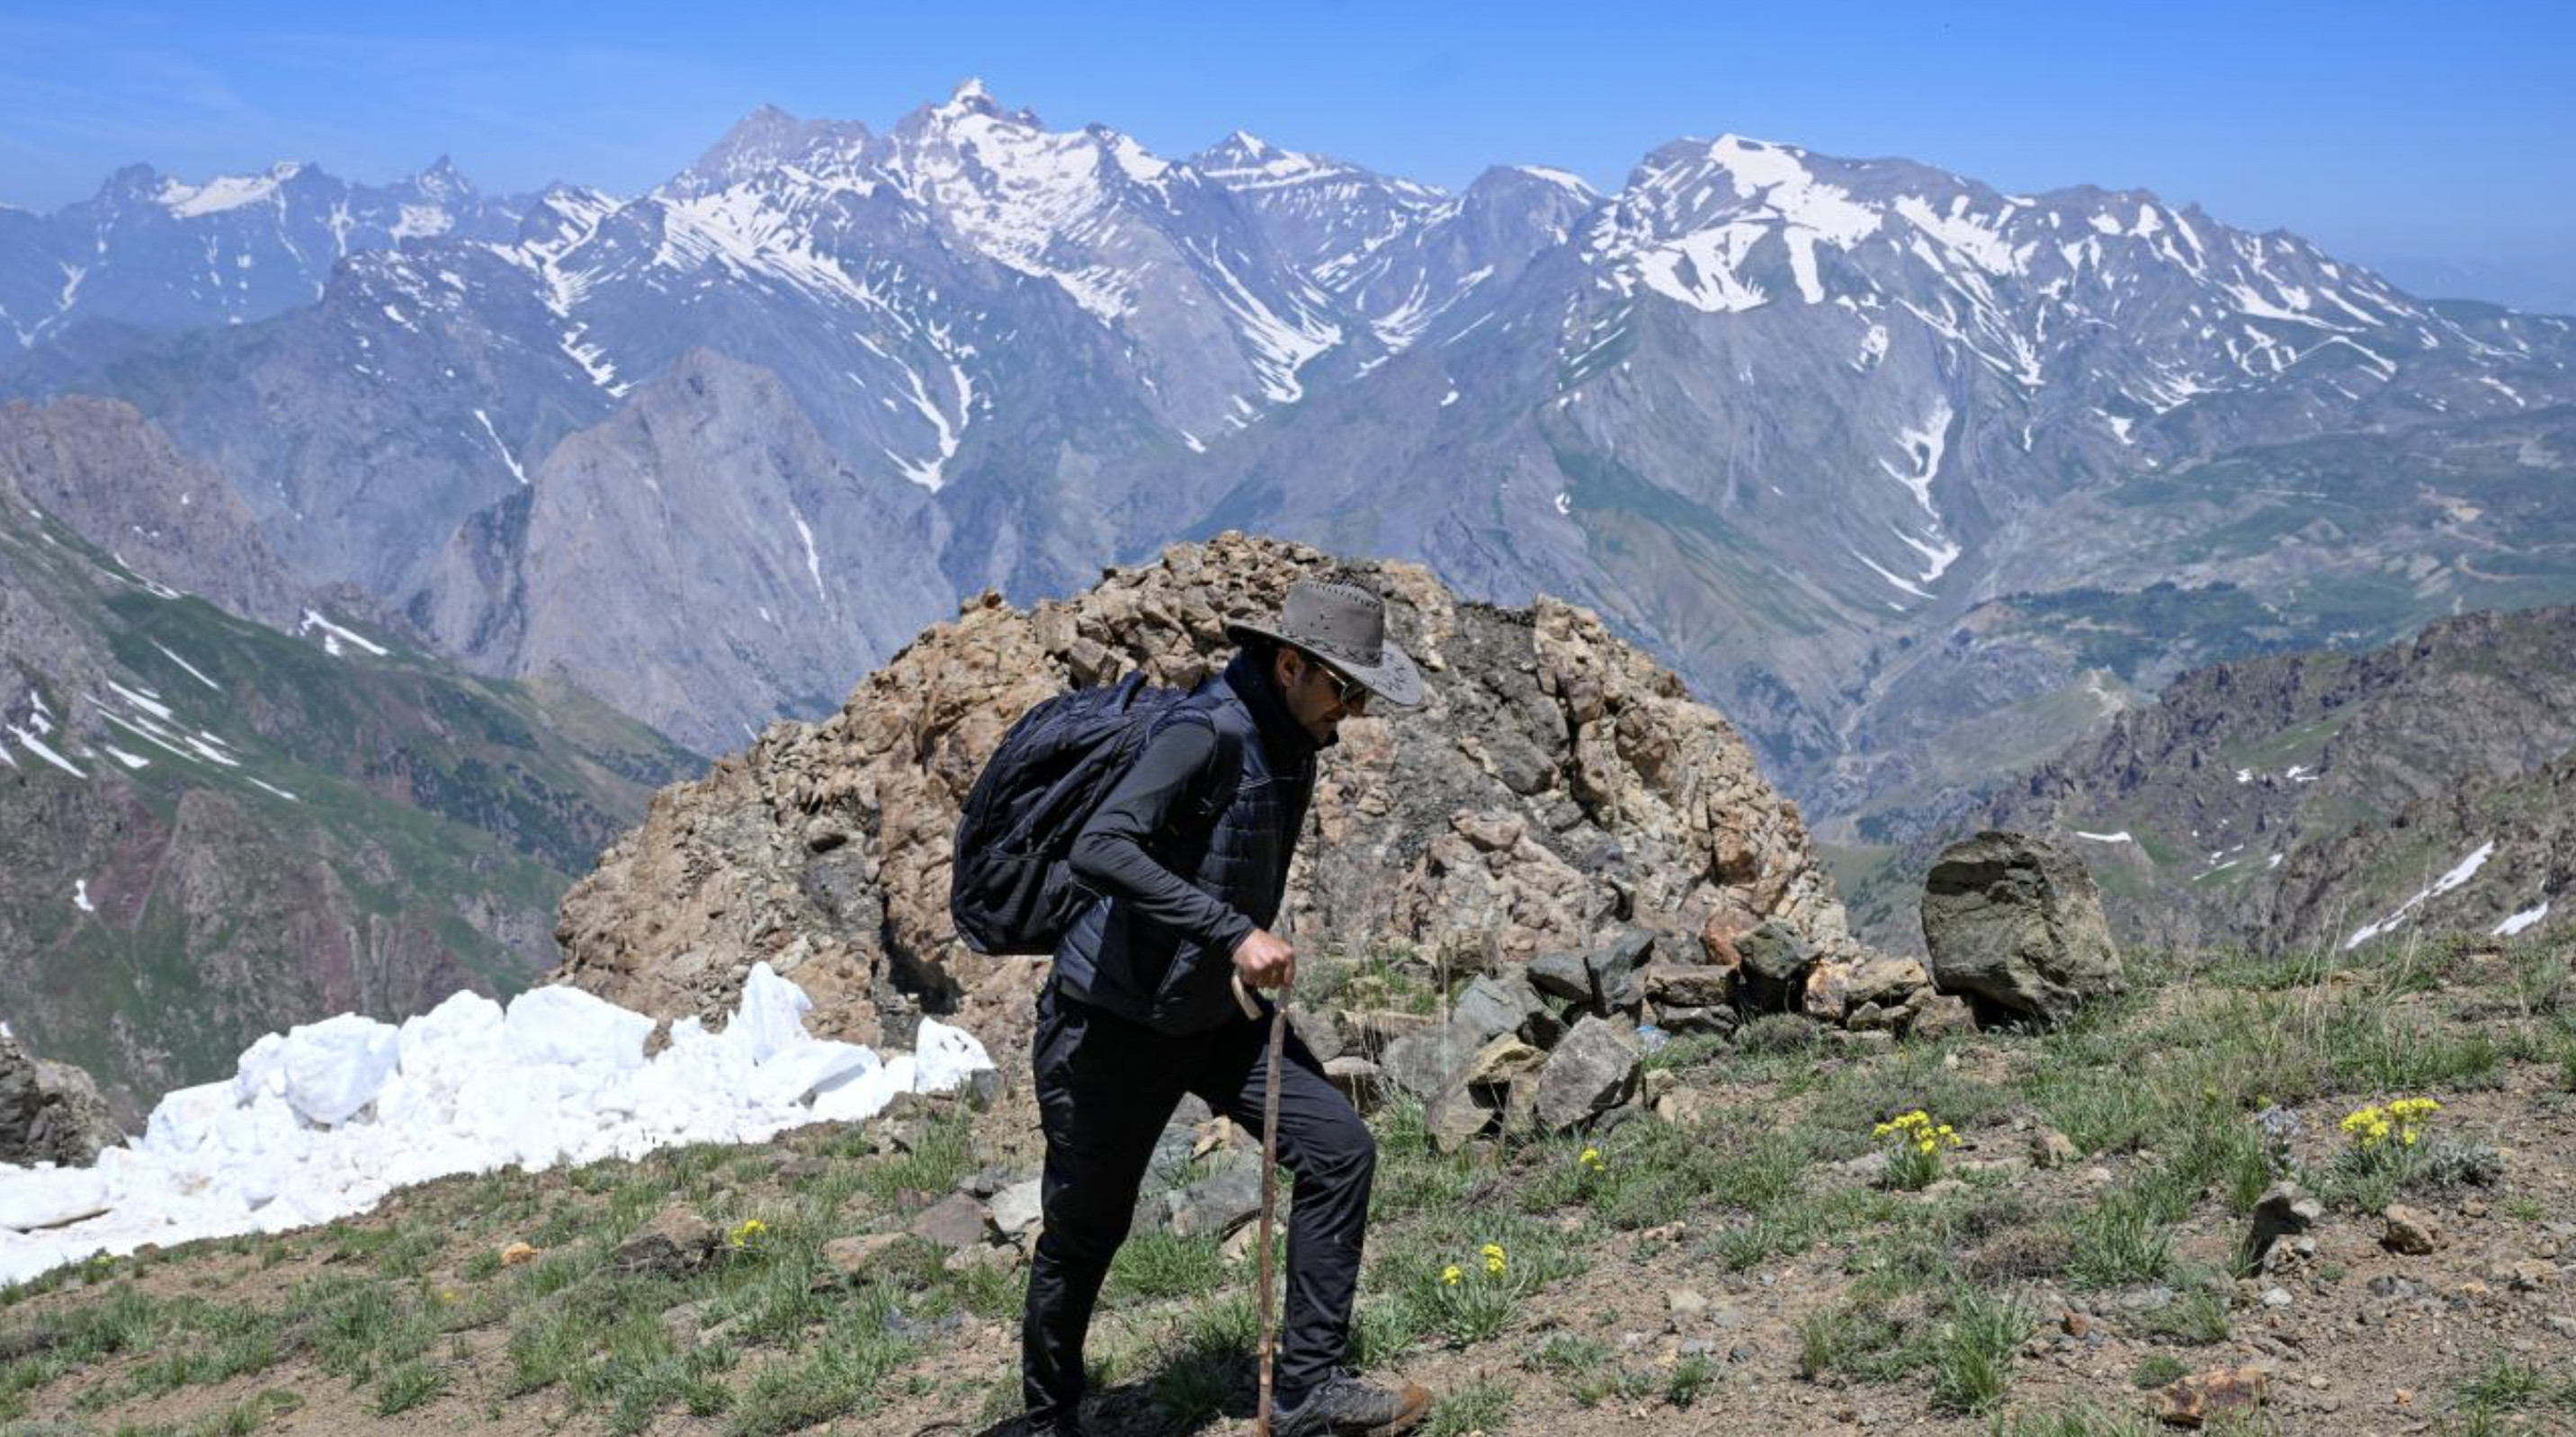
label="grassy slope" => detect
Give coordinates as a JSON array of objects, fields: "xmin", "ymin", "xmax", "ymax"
[{"xmin": 4, "ymin": 930, "xmax": 2572, "ymax": 1437}]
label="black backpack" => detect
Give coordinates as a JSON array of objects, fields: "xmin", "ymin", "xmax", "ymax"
[{"xmin": 948, "ymin": 672, "xmax": 1239, "ymax": 956}]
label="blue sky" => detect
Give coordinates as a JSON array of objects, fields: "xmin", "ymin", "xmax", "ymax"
[{"xmin": 4, "ymin": 1, "xmax": 2570, "ymax": 302}]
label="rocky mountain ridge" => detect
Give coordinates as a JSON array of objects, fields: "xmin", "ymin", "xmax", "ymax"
[
  {"xmin": 0, "ymin": 156, "xmax": 523, "ymax": 345},
  {"xmin": 6, "ymin": 84, "xmax": 2575, "ymax": 817},
  {"xmin": 1845, "ymin": 602, "xmax": 2576, "ymax": 957}
]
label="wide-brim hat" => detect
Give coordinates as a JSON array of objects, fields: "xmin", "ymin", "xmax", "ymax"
[{"xmin": 1224, "ymin": 577, "xmax": 1425, "ymax": 710}]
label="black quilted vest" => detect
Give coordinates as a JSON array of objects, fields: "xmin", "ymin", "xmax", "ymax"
[{"xmin": 1052, "ymin": 649, "xmax": 1317, "ymax": 1033}]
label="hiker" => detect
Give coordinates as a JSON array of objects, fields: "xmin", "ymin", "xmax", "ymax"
[{"xmin": 1020, "ymin": 576, "xmax": 1434, "ymax": 1437}]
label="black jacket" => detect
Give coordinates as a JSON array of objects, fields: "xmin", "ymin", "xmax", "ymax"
[{"xmin": 1051, "ymin": 649, "xmax": 1319, "ymax": 1031}]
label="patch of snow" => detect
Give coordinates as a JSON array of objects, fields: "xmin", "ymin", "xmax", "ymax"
[
  {"xmin": 1853, "ymin": 322, "xmax": 1889, "ymax": 373},
  {"xmin": 2493, "ymin": 900, "xmax": 2550, "ymax": 938},
  {"xmin": 0, "ymin": 965, "xmax": 995, "ymax": 1286},
  {"xmin": 1893, "ymin": 192, "xmax": 2023, "ymax": 276},
  {"xmin": 886, "ymin": 358, "xmax": 966, "ymax": 491},
  {"xmin": 72, "ymin": 880, "xmax": 94, "ymax": 914},
  {"xmin": 392, "ymin": 204, "xmax": 452, "ymax": 240},
  {"xmin": 1880, "ymin": 397, "xmax": 1952, "ymax": 519},
  {"xmin": 298, "ymin": 611, "xmax": 388, "ymax": 658},
  {"xmin": 1891, "ymin": 525, "xmax": 1962, "ymax": 584},
  {"xmin": 2072, "ymin": 830, "xmax": 2133, "ymax": 843},
  {"xmin": 157, "ymin": 163, "xmax": 305, "ymax": 219},
  {"xmin": 9, "ymin": 723, "xmax": 85, "ymax": 777},
  {"xmin": 2344, "ymin": 840, "xmax": 2497, "ymax": 950},
  {"xmin": 1851, "ymin": 547, "xmax": 1931, "ymax": 600},
  {"xmin": 1195, "ymin": 248, "xmax": 1340, "ymax": 401},
  {"xmin": 2478, "ymin": 376, "xmax": 2526, "ymax": 407},
  {"xmin": 559, "ymin": 326, "xmax": 629, "ymax": 396},
  {"xmin": 1634, "ymin": 221, "xmax": 1770, "ymax": 313}
]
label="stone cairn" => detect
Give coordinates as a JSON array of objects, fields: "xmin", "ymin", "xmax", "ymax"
[{"xmin": 555, "ymin": 533, "xmax": 1962, "ymax": 1108}]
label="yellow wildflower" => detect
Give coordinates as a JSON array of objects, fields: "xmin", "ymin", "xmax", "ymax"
[
  {"xmin": 1441, "ymin": 1264, "xmax": 1462, "ymax": 1286},
  {"xmin": 1578, "ymin": 1147, "xmax": 1605, "ymax": 1171},
  {"xmin": 729, "ymin": 1218, "xmax": 769, "ymax": 1250}
]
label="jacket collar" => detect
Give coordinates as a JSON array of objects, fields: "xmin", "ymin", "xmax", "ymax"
[{"xmin": 1221, "ymin": 647, "xmax": 1328, "ymax": 762}]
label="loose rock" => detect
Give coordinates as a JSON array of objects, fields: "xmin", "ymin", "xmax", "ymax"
[
  {"xmin": 611, "ymin": 1205, "xmax": 721, "ymax": 1279},
  {"xmin": 1920, "ymin": 831, "xmax": 2123, "ymax": 1026},
  {"xmin": 907, "ymin": 1192, "xmax": 991, "ymax": 1251},
  {"xmin": 1534, "ymin": 1016, "xmax": 1641, "ymax": 1132},
  {"xmin": 2382, "ymin": 1204, "xmax": 2441, "ymax": 1256}
]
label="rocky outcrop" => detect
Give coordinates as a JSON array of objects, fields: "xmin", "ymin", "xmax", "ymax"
[
  {"xmin": 1921, "ymin": 831, "xmax": 2122, "ymax": 1026},
  {"xmin": 421, "ymin": 350, "xmax": 953, "ymax": 756},
  {"xmin": 0, "ymin": 1032, "xmax": 122, "ymax": 1166},
  {"xmin": 556, "ymin": 533, "xmax": 1885, "ymax": 1059},
  {"xmin": 2265, "ymin": 745, "xmax": 2576, "ymax": 956},
  {"xmin": 0, "ymin": 397, "xmax": 332, "ymax": 632},
  {"xmin": 1857, "ymin": 603, "xmax": 2576, "ymax": 955}
]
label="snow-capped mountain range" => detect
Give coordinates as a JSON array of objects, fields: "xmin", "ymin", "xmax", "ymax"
[
  {"xmin": 0, "ymin": 156, "xmax": 522, "ymax": 344},
  {"xmin": 5, "ymin": 80, "xmax": 2573, "ymax": 826}
]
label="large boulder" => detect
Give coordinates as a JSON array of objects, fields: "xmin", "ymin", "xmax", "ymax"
[
  {"xmin": 1731, "ymin": 921, "xmax": 1814, "ymax": 1012},
  {"xmin": 1920, "ymin": 831, "xmax": 2122, "ymax": 1025},
  {"xmin": 1533, "ymin": 1016, "xmax": 1641, "ymax": 1132},
  {"xmin": 0, "ymin": 1033, "xmax": 122, "ymax": 1166}
]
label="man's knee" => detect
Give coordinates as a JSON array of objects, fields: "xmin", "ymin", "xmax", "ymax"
[
  {"xmin": 1037, "ymin": 1196, "xmax": 1134, "ymax": 1269},
  {"xmin": 1294, "ymin": 1105, "xmax": 1376, "ymax": 1189}
]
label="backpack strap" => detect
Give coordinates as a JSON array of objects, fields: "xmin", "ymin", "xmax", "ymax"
[{"xmin": 1146, "ymin": 696, "xmax": 1245, "ymax": 847}]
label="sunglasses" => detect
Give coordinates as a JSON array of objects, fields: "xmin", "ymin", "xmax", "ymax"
[{"xmin": 1307, "ymin": 659, "xmax": 1369, "ymax": 713}]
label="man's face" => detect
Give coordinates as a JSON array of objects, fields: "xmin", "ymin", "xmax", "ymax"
[{"xmin": 1274, "ymin": 646, "xmax": 1367, "ymax": 744}]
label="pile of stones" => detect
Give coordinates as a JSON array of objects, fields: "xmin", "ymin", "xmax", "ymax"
[{"xmin": 1292, "ymin": 920, "xmax": 1959, "ymax": 1154}]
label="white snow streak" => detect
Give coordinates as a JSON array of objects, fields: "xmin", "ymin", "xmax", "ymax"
[
  {"xmin": 473, "ymin": 410, "xmax": 527, "ymax": 485},
  {"xmin": 152, "ymin": 643, "xmax": 220, "ymax": 691},
  {"xmin": 8, "ymin": 726, "xmax": 85, "ymax": 778},
  {"xmin": 298, "ymin": 611, "xmax": 389, "ymax": 658},
  {"xmin": 2494, "ymin": 900, "xmax": 2550, "ymax": 938},
  {"xmin": 2345, "ymin": 841, "xmax": 2497, "ymax": 951},
  {"xmin": 789, "ymin": 507, "xmax": 827, "ymax": 602}
]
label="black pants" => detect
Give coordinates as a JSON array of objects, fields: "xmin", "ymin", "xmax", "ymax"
[{"xmin": 1021, "ymin": 981, "xmax": 1376, "ymax": 1426}]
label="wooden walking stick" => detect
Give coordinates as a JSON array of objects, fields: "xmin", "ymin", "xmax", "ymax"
[{"xmin": 1233, "ymin": 964, "xmax": 1289, "ymax": 1437}]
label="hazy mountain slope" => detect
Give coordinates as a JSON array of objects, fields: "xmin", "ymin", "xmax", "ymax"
[{"xmin": 0, "ymin": 408, "xmax": 702, "ymax": 1115}]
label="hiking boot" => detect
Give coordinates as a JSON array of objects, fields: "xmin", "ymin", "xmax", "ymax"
[{"xmin": 1270, "ymin": 1370, "xmax": 1433, "ymax": 1437}]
